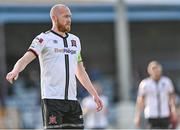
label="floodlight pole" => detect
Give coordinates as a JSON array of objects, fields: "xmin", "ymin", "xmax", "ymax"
[
  {"xmin": 115, "ymin": 0, "xmax": 132, "ymax": 101},
  {"xmin": 114, "ymin": 0, "xmax": 135, "ymax": 128}
]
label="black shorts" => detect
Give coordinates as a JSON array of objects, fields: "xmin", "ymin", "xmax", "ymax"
[
  {"xmin": 41, "ymin": 99, "xmax": 84, "ymax": 129},
  {"xmin": 147, "ymin": 117, "xmax": 170, "ymax": 129}
]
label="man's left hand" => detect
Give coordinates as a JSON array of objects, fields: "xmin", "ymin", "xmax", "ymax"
[{"xmin": 93, "ymin": 95, "xmax": 103, "ymax": 112}]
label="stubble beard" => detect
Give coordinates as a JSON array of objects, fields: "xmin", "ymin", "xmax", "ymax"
[{"xmin": 57, "ymin": 22, "xmax": 71, "ymax": 33}]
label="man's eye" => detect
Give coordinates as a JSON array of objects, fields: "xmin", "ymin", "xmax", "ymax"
[{"xmin": 66, "ymin": 15, "xmax": 71, "ymax": 18}]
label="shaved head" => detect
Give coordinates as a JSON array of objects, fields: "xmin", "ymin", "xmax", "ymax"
[
  {"xmin": 50, "ymin": 4, "xmax": 69, "ymax": 20},
  {"xmin": 147, "ymin": 61, "xmax": 162, "ymax": 81},
  {"xmin": 50, "ymin": 4, "xmax": 72, "ymax": 33}
]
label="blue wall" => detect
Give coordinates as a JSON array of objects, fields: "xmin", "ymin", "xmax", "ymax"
[{"xmin": 0, "ymin": 4, "xmax": 180, "ymax": 23}]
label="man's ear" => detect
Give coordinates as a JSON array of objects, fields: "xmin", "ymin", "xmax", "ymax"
[
  {"xmin": 147, "ymin": 68, "xmax": 151, "ymax": 75},
  {"xmin": 52, "ymin": 15, "xmax": 57, "ymax": 23}
]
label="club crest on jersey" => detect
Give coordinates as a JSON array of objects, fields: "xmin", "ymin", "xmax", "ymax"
[
  {"xmin": 49, "ymin": 115, "xmax": 57, "ymax": 124},
  {"xmin": 71, "ymin": 40, "xmax": 77, "ymax": 47}
]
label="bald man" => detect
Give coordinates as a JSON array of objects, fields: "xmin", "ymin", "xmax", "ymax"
[{"xmin": 6, "ymin": 4, "xmax": 103, "ymax": 129}]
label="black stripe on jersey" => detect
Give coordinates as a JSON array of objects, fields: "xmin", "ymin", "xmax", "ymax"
[
  {"xmin": 50, "ymin": 30, "xmax": 69, "ymax": 100},
  {"xmin": 50, "ymin": 30, "xmax": 70, "ymax": 100},
  {"xmin": 64, "ymin": 55, "xmax": 70, "ymax": 100},
  {"xmin": 63, "ymin": 38, "xmax": 70, "ymax": 100},
  {"xmin": 155, "ymin": 82, "xmax": 161, "ymax": 117}
]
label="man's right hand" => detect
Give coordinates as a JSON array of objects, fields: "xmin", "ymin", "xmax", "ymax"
[
  {"xmin": 134, "ymin": 115, "xmax": 141, "ymax": 128},
  {"xmin": 6, "ymin": 51, "xmax": 36, "ymax": 84},
  {"xmin": 6, "ymin": 71, "xmax": 19, "ymax": 84}
]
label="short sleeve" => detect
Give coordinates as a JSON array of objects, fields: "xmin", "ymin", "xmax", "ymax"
[
  {"xmin": 28, "ymin": 33, "xmax": 45, "ymax": 57},
  {"xmin": 166, "ymin": 78, "xmax": 174, "ymax": 93},
  {"xmin": 138, "ymin": 80, "xmax": 146, "ymax": 97}
]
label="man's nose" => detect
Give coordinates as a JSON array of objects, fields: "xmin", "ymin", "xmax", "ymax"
[{"xmin": 67, "ymin": 18, "xmax": 71, "ymax": 23}]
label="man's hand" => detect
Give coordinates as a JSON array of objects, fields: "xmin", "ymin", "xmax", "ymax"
[
  {"xmin": 134, "ymin": 115, "xmax": 141, "ymax": 128},
  {"xmin": 93, "ymin": 95, "xmax": 103, "ymax": 112},
  {"xmin": 6, "ymin": 71, "xmax": 19, "ymax": 84},
  {"xmin": 170, "ymin": 112, "xmax": 178, "ymax": 129},
  {"xmin": 6, "ymin": 51, "xmax": 36, "ymax": 84}
]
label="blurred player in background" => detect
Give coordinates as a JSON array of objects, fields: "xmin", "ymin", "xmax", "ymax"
[
  {"xmin": 82, "ymin": 82, "xmax": 108, "ymax": 129},
  {"xmin": 134, "ymin": 61, "xmax": 178, "ymax": 129},
  {"xmin": 6, "ymin": 4, "xmax": 103, "ymax": 129}
]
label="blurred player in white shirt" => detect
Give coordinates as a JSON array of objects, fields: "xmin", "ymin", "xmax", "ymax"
[
  {"xmin": 82, "ymin": 82, "xmax": 109, "ymax": 129},
  {"xmin": 134, "ymin": 61, "xmax": 178, "ymax": 129}
]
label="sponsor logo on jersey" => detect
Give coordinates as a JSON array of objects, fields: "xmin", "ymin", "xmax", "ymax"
[
  {"xmin": 53, "ymin": 40, "xmax": 58, "ymax": 44},
  {"xmin": 54, "ymin": 48, "xmax": 77, "ymax": 55}
]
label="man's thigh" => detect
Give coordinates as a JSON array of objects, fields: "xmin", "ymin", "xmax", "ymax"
[
  {"xmin": 42, "ymin": 99, "xmax": 84, "ymax": 129},
  {"xmin": 147, "ymin": 118, "xmax": 170, "ymax": 129},
  {"xmin": 159, "ymin": 117, "xmax": 170, "ymax": 129},
  {"xmin": 147, "ymin": 118, "xmax": 159, "ymax": 129},
  {"xmin": 42, "ymin": 99, "xmax": 67, "ymax": 129},
  {"xmin": 63, "ymin": 101, "xmax": 84, "ymax": 129}
]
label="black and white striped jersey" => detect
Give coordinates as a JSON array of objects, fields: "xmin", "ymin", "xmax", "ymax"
[
  {"xmin": 138, "ymin": 76, "xmax": 174, "ymax": 118},
  {"xmin": 28, "ymin": 30, "xmax": 82, "ymax": 100}
]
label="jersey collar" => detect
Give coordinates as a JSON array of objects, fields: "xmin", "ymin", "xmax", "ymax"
[{"xmin": 50, "ymin": 30, "xmax": 69, "ymax": 39}]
